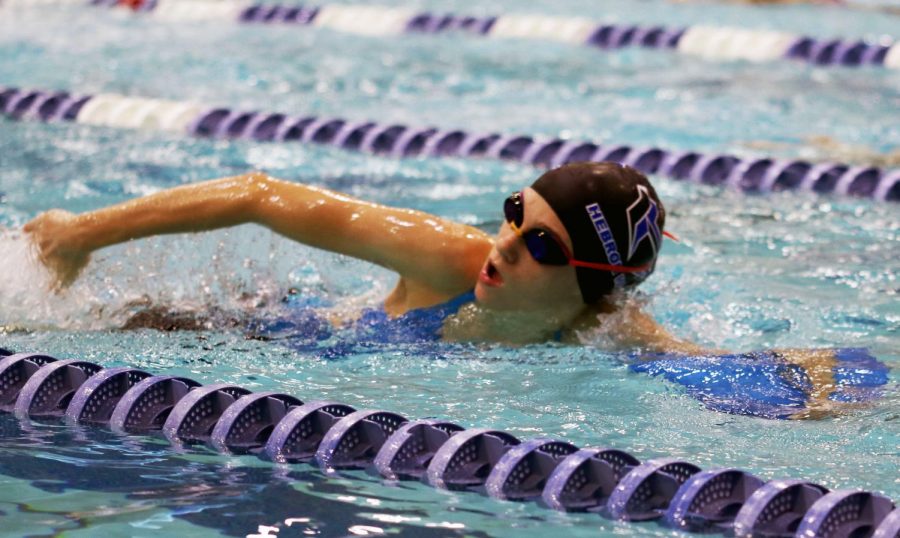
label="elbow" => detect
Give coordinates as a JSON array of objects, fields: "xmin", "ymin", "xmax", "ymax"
[
  {"xmin": 242, "ymin": 171, "xmax": 273, "ymax": 192},
  {"xmin": 240, "ymin": 171, "xmax": 275, "ymax": 220}
]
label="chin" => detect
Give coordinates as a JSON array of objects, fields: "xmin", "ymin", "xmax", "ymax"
[
  {"xmin": 473, "ymin": 283, "xmax": 496, "ymax": 308},
  {"xmin": 473, "ymin": 283, "xmax": 499, "ymax": 309},
  {"xmin": 473, "ymin": 284, "xmax": 523, "ymax": 311}
]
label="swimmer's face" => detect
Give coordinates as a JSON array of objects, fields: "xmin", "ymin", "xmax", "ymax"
[{"xmin": 475, "ymin": 188, "xmax": 583, "ymax": 312}]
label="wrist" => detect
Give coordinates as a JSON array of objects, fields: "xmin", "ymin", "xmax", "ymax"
[{"xmin": 71, "ymin": 213, "xmax": 108, "ymax": 252}]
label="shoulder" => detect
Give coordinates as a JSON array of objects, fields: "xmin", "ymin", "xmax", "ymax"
[{"xmin": 384, "ymin": 277, "xmax": 474, "ymax": 318}]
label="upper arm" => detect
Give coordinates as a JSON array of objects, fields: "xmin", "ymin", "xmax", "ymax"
[
  {"xmin": 606, "ymin": 301, "xmax": 711, "ymax": 355},
  {"xmin": 251, "ymin": 175, "xmax": 493, "ymax": 295}
]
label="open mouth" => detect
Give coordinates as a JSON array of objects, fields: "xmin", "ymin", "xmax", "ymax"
[{"xmin": 479, "ymin": 260, "xmax": 503, "ymax": 287}]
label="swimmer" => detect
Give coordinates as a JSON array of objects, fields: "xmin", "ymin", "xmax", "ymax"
[
  {"xmin": 24, "ymin": 162, "xmax": 696, "ymax": 350},
  {"xmin": 25, "ymin": 162, "xmax": 880, "ymax": 419}
]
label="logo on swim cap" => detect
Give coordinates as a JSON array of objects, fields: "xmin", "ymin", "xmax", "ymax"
[
  {"xmin": 585, "ymin": 202, "xmax": 626, "ymax": 287},
  {"xmin": 626, "ymin": 185, "xmax": 662, "ymax": 261}
]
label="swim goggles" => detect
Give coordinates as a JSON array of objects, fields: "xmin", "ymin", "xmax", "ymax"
[{"xmin": 503, "ymin": 191, "xmax": 665, "ymax": 273}]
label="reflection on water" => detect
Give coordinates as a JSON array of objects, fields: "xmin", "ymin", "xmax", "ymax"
[{"xmin": 0, "ymin": 414, "xmax": 493, "ymax": 537}]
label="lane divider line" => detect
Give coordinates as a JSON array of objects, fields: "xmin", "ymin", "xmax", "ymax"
[
  {"xmin": 20, "ymin": 0, "xmax": 889, "ymax": 70},
  {"xmin": 1, "ymin": 350, "xmax": 897, "ymax": 536},
  {"xmin": 2, "ymin": 86, "xmax": 898, "ymax": 202}
]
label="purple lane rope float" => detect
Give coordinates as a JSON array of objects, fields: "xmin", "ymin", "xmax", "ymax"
[
  {"xmin": 2, "ymin": 86, "xmax": 898, "ymax": 202},
  {"xmin": 61, "ymin": 0, "xmax": 900, "ymax": 70},
  {"xmin": 0, "ymin": 350, "xmax": 897, "ymax": 538}
]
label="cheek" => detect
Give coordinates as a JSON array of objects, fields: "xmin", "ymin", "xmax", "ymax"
[
  {"xmin": 547, "ymin": 267, "xmax": 583, "ymax": 303},
  {"xmin": 530, "ymin": 274, "xmax": 576, "ymax": 304},
  {"xmin": 475, "ymin": 259, "xmax": 581, "ymax": 311},
  {"xmin": 511, "ymin": 266, "xmax": 581, "ymax": 308}
]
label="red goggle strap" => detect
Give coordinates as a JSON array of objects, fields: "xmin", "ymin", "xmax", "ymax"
[
  {"xmin": 510, "ymin": 206, "xmax": 677, "ymax": 273},
  {"xmin": 568, "ymin": 259, "xmax": 652, "ymax": 273},
  {"xmin": 568, "ymin": 230, "xmax": 678, "ymax": 273}
]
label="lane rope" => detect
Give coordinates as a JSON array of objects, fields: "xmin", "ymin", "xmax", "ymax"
[
  {"xmin": 3, "ymin": 0, "xmax": 895, "ymax": 70},
  {"xmin": 2, "ymin": 86, "xmax": 898, "ymax": 202},
  {"xmin": 1, "ymin": 350, "xmax": 897, "ymax": 537}
]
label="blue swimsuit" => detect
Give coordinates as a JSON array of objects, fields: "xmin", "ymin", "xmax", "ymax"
[
  {"xmin": 630, "ymin": 348, "xmax": 889, "ymax": 419},
  {"xmin": 254, "ymin": 290, "xmax": 476, "ymax": 355},
  {"xmin": 257, "ymin": 292, "xmax": 889, "ymax": 419},
  {"xmin": 352, "ymin": 291, "xmax": 476, "ymax": 344}
]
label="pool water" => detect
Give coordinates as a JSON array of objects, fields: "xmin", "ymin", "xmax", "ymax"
[{"xmin": 1, "ymin": 1, "xmax": 899, "ymax": 537}]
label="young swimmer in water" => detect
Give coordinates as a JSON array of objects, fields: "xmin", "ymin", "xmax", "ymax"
[
  {"xmin": 24, "ymin": 161, "xmax": 886, "ymax": 418},
  {"xmin": 24, "ymin": 162, "xmax": 695, "ymax": 350}
]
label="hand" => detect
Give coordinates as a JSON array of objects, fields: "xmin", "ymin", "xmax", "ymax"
[{"xmin": 23, "ymin": 209, "xmax": 91, "ymax": 290}]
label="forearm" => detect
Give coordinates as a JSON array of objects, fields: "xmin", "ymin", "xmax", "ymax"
[
  {"xmin": 69, "ymin": 172, "xmax": 266, "ymax": 252},
  {"xmin": 607, "ymin": 301, "xmax": 713, "ymax": 355},
  {"xmin": 24, "ymin": 171, "xmax": 390, "ymax": 289},
  {"xmin": 626, "ymin": 323, "xmax": 709, "ymax": 355}
]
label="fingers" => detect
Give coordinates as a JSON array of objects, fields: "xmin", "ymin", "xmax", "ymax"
[
  {"xmin": 23, "ymin": 211, "xmax": 87, "ymax": 291},
  {"xmin": 51, "ymin": 252, "xmax": 89, "ymax": 292},
  {"xmin": 23, "ymin": 214, "xmax": 47, "ymax": 235},
  {"xmin": 789, "ymin": 406, "xmax": 834, "ymax": 420},
  {"xmin": 48, "ymin": 263, "xmax": 78, "ymax": 293},
  {"xmin": 23, "ymin": 209, "xmax": 55, "ymax": 232}
]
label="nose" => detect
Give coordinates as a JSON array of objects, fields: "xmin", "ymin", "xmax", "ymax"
[{"xmin": 495, "ymin": 226, "xmax": 520, "ymax": 264}]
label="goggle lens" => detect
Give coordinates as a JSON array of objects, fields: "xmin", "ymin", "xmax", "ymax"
[
  {"xmin": 501, "ymin": 191, "xmax": 658, "ymax": 275},
  {"xmin": 503, "ymin": 192, "xmax": 524, "ymax": 229},
  {"xmin": 523, "ymin": 230, "xmax": 569, "ymax": 265},
  {"xmin": 504, "ymin": 192, "xmax": 570, "ymax": 266}
]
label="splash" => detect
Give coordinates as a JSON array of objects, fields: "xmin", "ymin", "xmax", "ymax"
[
  {"xmin": 0, "ymin": 229, "xmax": 72, "ymax": 329},
  {"xmin": 0, "ymin": 227, "xmax": 391, "ymax": 332},
  {"xmin": 0, "ymin": 228, "xmax": 165, "ymax": 330}
]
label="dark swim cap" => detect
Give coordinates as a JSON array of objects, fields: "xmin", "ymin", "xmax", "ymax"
[{"xmin": 531, "ymin": 161, "xmax": 666, "ymax": 303}]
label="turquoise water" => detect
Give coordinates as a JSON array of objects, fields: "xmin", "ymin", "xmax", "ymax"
[{"xmin": 1, "ymin": 1, "xmax": 899, "ymax": 537}]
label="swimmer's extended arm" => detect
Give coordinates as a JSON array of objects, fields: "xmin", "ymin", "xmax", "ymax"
[
  {"xmin": 612, "ymin": 303, "xmax": 839, "ymax": 361},
  {"xmin": 246, "ymin": 174, "xmax": 493, "ymax": 305},
  {"xmin": 611, "ymin": 303, "xmax": 845, "ymax": 419},
  {"xmin": 25, "ymin": 172, "xmax": 493, "ymax": 298}
]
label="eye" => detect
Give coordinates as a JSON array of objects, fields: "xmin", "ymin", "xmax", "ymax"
[{"xmin": 524, "ymin": 233, "xmax": 548, "ymax": 258}]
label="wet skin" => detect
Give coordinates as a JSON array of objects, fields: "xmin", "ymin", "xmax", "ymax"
[
  {"xmin": 20, "ymin": 172, "xmax": 705, "ymax": 347},
  {"xmin": 23, "ymin": 173, "xmax": 584, "ymax": 342}
]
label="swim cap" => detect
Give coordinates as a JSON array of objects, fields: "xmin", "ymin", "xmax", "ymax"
[{"xmin": 530, "ymin": 161, "xmax": 666, "ymax": 303}]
